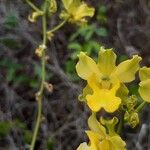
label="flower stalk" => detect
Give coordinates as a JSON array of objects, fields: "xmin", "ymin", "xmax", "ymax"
[
  {"xmin": 117, "ymin": 111, "xmax": 124, "ymax": 134},
  {"xmin": 135, "ymin": 101, "xmax": 146, "ymax": 112},
  {"xmin": 30, "ymin": 1, "xmax": 47, "ymax": 150},
  {"xmin": 48, "ymin": 19, "xmax": 67, "ymax": 33},
  {"xmin": 26, "ymin": 0, "xmax": 42, "ymax": 12},
  {"xmin": 28, "ymin": 1, "xmax": 69, "ymax": 149}
]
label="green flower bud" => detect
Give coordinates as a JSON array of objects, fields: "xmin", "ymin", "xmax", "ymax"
[
  {"xmin": 129, "ymin": 112, "xmax": 139, "ymax": 128},
  {"xmin": 124, "ymin": 111, "xmax": 139, "ymax": 128},
  {"xmin": 48, "ymin": 0, "xmax": 57, "ymax": 14},
  {"xmin": 126, "ymin": 95, "xmax": 137, "ymax": 111}
]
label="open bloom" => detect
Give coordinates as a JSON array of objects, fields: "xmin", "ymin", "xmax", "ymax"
[
  {"xmin": 138, "ymin": 67, "xmax": 150, "ymax": 102},
  {"xmin": 76, "ymin": 48, "xmax": 141, "ymax": 112},
  {"xmin": 85, "ymin": 75, "xmax": 121, "ymax": 112},
  {"xmin": 60, "ymin": 0, "xmax": 95, "ymax": 24},
  {"xmin": 77, "ymin": 114, "xmax": 126, "ymax": 150}
]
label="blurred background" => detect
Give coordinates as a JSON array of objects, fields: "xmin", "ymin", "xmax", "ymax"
[{"xmin": 0, "ymin": 0, "xmax": 150, "ymax": 149}]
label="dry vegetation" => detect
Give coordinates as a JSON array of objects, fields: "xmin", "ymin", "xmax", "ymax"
[{"xmin": 0, "ymin": 0, "xmax": 150, "ymax": 149}]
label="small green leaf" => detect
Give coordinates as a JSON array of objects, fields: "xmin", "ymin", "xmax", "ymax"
[
  {"xmin": 4, "ymin": 14, "xmax": 18, "ymax": 28},
  {"xmin": 68, "ymin": 42, "xmax": 82, "ymax": 51},
  {"xmin": 95, "ymin": 27, "xmax": 108, "ymax": 37}
]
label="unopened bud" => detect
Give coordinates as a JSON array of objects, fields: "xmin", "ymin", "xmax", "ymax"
[
  {"xmin": 125, "ymin": 111, "xmax": 139, "ymax": 128},
  {"xmin": 47, "ymin": 31, "xmax": 54, "ymax": 41},
  {"xmin": 28, "ymin": 11, "xmax": 43, "ymax": 23},
  {"xmin": 44, "ymin": 82, "xmax": 53, "ymax": 93},
  {"xmin": 35, "ymin": 44, "xmax": 46, "ymax": 57},
  {"xmin": 129, "ymin": 112, "xmax": 139, "ymax": 128},
  {"xmin": 49, "ymin": 0, "xmax": 57, "ymax": 13}
]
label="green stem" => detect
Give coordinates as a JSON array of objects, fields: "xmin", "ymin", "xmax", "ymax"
[
  {"xmin": 30, "ymin": 1, "xmax": 47, "ymax": 150},
  {"xmin": 26, "ymin": 0, "xmax": 42, "ymax": 12},
  {"xmin": 117, "ymin": 112, "xmax": 124, "ymax": 134},
  {"xmin": 48, "ymin": 19, "xmax": 67, "ymax": 33},
  {"xmin": 30, "ymin": 95, "xmax": 42, "ymax": 150},
  {"xmin": 135, "ymin": 101, "xmax": 146, "ymax": 112}
]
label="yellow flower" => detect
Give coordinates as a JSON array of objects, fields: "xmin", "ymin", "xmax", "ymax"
[
  {"xmin": 86, "ymin": 75, "xmax": 121, "ymax": 112},
  {"xmin": 138, "ymin": 67, "xmax": 150, "ymax": 102},
  {"xmin": 60, "ymin": 0, "xmax": 95, "ymax": 24},
  {"xmin": 77, "ymin": 114, "xmax": 126, "ymax": 150},
  {"xmin": 76, "ymin": 47, "xmax": 141, "ymax": 112}
]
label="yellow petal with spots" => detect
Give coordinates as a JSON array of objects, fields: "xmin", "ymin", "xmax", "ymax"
[
  {"xmin": 139, "ymin": 79, "xmax": 150, "ymax": 102},
  {"xmin": 111, "ymin": 55, "xmax": 141, "ymax": 83},
  {"xmin": 139, "ymin": 67, "xmax": 150, "ymax": 81}
]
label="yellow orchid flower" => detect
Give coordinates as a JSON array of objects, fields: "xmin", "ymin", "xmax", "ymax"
[
  {"xmin": 76, "ymin": 47, "xmax": 141, "ymax": 112},
  {"xmin": 77, "ymin": 114, "xmax": 126, "ymax": 150},
  {"xmin": 138, "ymin": 67, "xmax": 150, "ymax": 102},
  {"xmin": 60, "ymin": 0, "xmax": 95, "ymax": 24},
  {"xmin": 86, "ymin": 75, "xmax": 121, "ymax": 112}
]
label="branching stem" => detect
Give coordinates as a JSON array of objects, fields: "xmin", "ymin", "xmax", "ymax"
[
  {"xmin": 26, "ymin": 0, "xmax": 42, "ymax": 12},
  {"xmin": 117, "ymin": 111, "xmax": 124, "ymax": 135},
  {"xmin": 49, "ymin": 19, "xmax": 67, "ymax": 33}
]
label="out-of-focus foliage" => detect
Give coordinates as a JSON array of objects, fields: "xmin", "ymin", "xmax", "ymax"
[
  {"xmin": 0, "ymin": 0, "xmax": 150, "ymax": 149},
  {"xmin": 0, "ymin": 121, "xmax": 12, "ymax": 137},
  {"xmin": 46, "ymin": 138, "xmax": 54, "ymax": 150},
  {"xmin": 96, "ymin": 5, "xmax": 108, "ymax": 24},
  {"xmin": 4, "ymin": 14, "xmax": 19, "ymax": 29}
]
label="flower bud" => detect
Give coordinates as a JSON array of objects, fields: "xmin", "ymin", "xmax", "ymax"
[
  {"xmin": 28, "ymin": 11, "xmax": 43, "ymax": 23},
  {"xmin": 35, "ymin": 44, "xmax": 46, "ymax": 57},
  {"xmin": 129, "ymin": 112, "xmax": 139, "ymax": 128},
  {"xmin": 44, "ymin": 82, "xmax": 53, "ymax": 93},
  {"xmin": 46, "ymin": 31, "xmax": 54, "ymax": 41},
  {"xmin": 48, "ymin": 0, "xmax": 57, "ymax": 14},
  {"xmin": 124, "ymin": 111, "xmax": 139, "ymax": 128}
]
